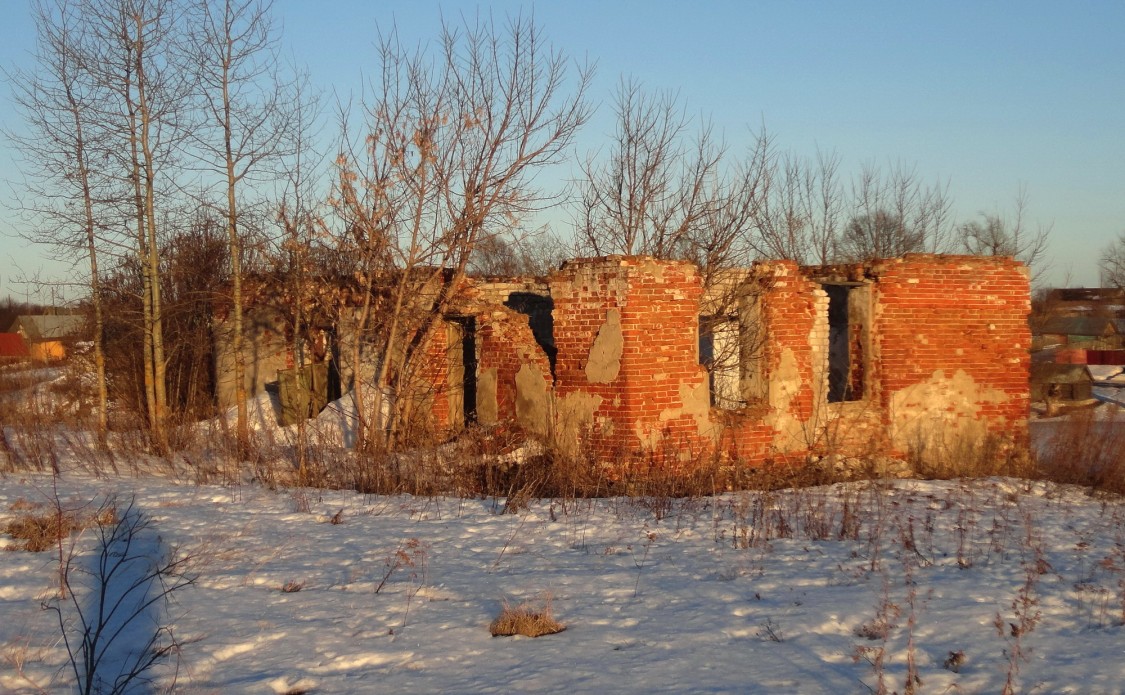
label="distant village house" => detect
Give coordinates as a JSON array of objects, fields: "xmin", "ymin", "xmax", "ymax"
[{"xmin": 4, "ymin": 314, "xmax": 85, "ymax": 362}]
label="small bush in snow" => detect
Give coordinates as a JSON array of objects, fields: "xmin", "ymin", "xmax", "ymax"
[
  {"xmin": 3, "ymin": 502, "xmax": 115, "ymax": 553},
  {"xmin": 489, "ymin": 596, "xmax": 565, "ymax": 638}
]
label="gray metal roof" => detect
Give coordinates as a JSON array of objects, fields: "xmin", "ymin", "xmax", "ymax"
[
  {"xmin": 1034, "ymin": 316, "xmax": 1125, "ymax": 337},
  {"xmin": 6, "ymin": 314, "xmax": 85, "ymax": 341},
  {"xmin": 1031, "ymin": 363, "xmax": 1093, "ymax": 384}
]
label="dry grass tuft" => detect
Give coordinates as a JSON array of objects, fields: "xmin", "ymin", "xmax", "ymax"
[
  {"xmin": 3, "ymin": 512, "xmax": 81, "ymax": 552},
  {"xmin": 9, "ymin": 498, "xmax": 41, "ymax": 512},
  {"xmin": 489, "ymin": 597, "xmax": 565, "ymax": 638},
  {"xmin": 908, "ymin": 430, "xmax": 1033, "ymax": 481},
  {"xmin": 943, "ymin": 649, "xmax": 966, "ymax": 673},
  {"xmin": 1036, "ymin": 408, "xmax": 1125, "ymax": 495},
  {"xmin": 3, "ymin": 503, "xmax": 116, "ymax": 553}
]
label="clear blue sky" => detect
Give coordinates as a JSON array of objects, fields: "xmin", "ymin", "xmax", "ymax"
[{"xmin": 2, "ymin": 0, "xmax": 1123, "ymax": 302}]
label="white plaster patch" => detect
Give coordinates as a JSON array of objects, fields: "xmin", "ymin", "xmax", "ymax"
[
  {"xmin": 889, "ymin": 368, "xmax": 1008, "ymax": 455},
  {"xmin": 765, "ymin": 348, "xmax": 809, "ymax": 452},
  {"xmin": 555, "ymin": 392, "xmax": 605, "ymax": 457},
  {"xmin": 586, "ymin": 308, "xmax": 623, "ymax": 384},
  {"xmin": 514, "ymin": 363, "xmax": 549, "ymax": 436}
]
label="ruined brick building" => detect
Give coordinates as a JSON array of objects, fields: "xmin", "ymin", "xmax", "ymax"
[{"xmin": 216, "ymin": 253, "xmax": 1030, "ymax": 467}]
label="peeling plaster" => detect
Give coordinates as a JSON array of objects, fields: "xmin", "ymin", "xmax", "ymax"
[
  {"xmin": 514, "ymin": 362, "xmax": 550, "ymax": 436},
  {"xmin": 890, "ymin": 368, "xmax": 1008, "ymax": 454},
  {"xmin": 555, "ymin": 392, "xmax": 605, "ymax": 457},
  {"xmin": 640, "ymin": 379, "xmax": 717, "ymax": 448},
  {"xmin": 585, "ymin": 308, "xmax": 623, "ymax": 383},
  {"xmin": 638, "ymin": 259, "xmax": 666, "ymax": 281},
  {"xmin": 476, "ymin": 367, "xmax": 498, "ymax": 425},
  {"xmin": 765, "ymin": 348, "xmax": 808, "ymax": 452}
]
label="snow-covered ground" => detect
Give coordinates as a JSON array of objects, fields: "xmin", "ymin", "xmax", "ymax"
[{"xmin": 3, "ymin": 471, "xmax": 1125, "ymax": 694}]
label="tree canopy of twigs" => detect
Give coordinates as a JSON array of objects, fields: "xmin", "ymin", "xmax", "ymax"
[
  {"xmin": 957, "ymin": 187, "xmax": 1052, "ymax": 283},
  {"xmin": 574, "ymin": 94, "xmax": 963, "ymax": 274},
  {"xmin": 837, "ymin": 163, "xmax": 954, "ymax": 262},
  {"xmin": 331, "ymin": 14, "xmax": 591, "ymax": 451},
  {"xmin": 576, "ymin": 78, "xmax": 755, "ymax": 272},
  {"xmin": 1100, "ymin": 232, "xmax": 1125, "ymax": 288}
]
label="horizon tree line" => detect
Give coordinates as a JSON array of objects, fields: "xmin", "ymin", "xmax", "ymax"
[{"xmin": 6, "ymin": 0, "xmax": 1055, "ymax": 457}]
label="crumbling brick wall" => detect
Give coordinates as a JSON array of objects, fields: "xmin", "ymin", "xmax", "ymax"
[
  {"xmin": 545, "ymin": 253, "xmax": 1029, "ymax": 468},
  {"xmin": 222, "ymin": 252, "xmax": 1030, "ymax": 470},
  {"xmin": 725, "ymin": 261, "xmax": 830, "ymax": 463},
  {"xmin": 549, "ymin": 256, "xmax": 711, "ymax": 460},
  {"xmin": 477, "ymin": 307, "xmax": 553, "ymax": 426},
  {"xmin": 869, "ymin": 254, "xmax": 1030, "ymax": 457},
  {"xmin": 419, "ymin": 284, "xmax": 553, "ymax": 439}
]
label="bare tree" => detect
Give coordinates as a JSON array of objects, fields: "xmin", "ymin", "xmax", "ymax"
[
  {"xmin": 333, "ymin": 15, "xmax": 591, "ymax": 451},
  {"xmin": 8, "ymin": 0, "xmax": 201, "ymax": 451},
  {"xmin": 576, "ymin": 78, "xmax": 755, "ymax": 274},
  {"xmin": 80, "ymin": 0, "xmax": 193, "ymax": 451},
  {"xmin": 187, "ymin": 0, "xmax": 297, "ymax": 454},
  {"xmin": 468, "ymin": 231, "xmax": 570, "ymax": 277},
  {"xmin": 839, "ymin": 163, "xmax": 953, "ymax": 262},
  {"xmin": 273, "ymin": 75, "xmax": 328, "ymax": 481},
  {"xmin": 7, "ymin": 0, "xmax": 111, "ymax": 442},
  {"xmin": 958, "ymin": 186, "xmax": 1052, "ymax": 280},
  {"xmin": 747, "ymin": 130, "xmax": 844, "ymax": 265},
  {"xmin": 1100, "ymin": 232, "xmax": 1125, "ymax": 288}
]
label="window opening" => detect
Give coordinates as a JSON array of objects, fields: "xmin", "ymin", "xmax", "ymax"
[
  {"xmin": 699, "ymin": 315, "xmax": 741, "ymax": 409},
  {"xmin": 824, "ymin": 284, "xmax": 866, "ymax": 403},
  {"xmin": 446, "ymin": 316, "xmax": 478, "ymax": 426},
  {"xmin": 504, "ymin": 292, "xmax": 557, "ymax": 376}
]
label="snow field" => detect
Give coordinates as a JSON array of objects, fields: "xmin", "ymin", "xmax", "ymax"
[{"xmin": 2, "ymin": 474, "xmax": 1125, "ymax": 693}]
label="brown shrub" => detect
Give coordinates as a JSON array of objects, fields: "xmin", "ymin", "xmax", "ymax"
[
  {"xmin": 1036, "ymin": 408, "xmax": 1125, "ymax": 495},
  {"xmin": 3, "ymin": 502, "xmax": 116, "ymax": 552},
  {"xmin": 4, "ymin": 510, "xmax": 83, "ymax": 552},
  {"xmin": 908, "ymin": 431, "xmax": 1033, "ymax": 481},
  {"xmin": 489, "ymin": 597, "xmax": 565, "ymax": 638}
]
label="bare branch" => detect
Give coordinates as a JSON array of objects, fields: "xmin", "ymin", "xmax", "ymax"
[
  {"xmin": 331, "ymin": 13, "xmax": 591, "ymax": 450},
  {"xmin": 959, "ymin": 185, "xmax": 1053, "ymax": 282}
]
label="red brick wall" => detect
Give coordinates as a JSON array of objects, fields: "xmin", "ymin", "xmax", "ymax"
[
  {"xmin": 549, "ymin": 254, "xmax": 1030, "ymax": 467},
  {"xmin": 551, "ymin": 257, "xmax": 631, "ymax": 452},
  {"xmin": 477, "ymin": 307, "xmax": 553, "ymax": 423},
  {"xmin": 419, "ymin": 300, "xmax": 552, "ymax": 437},
  {"xmin": 551, "ymin": 257, "xmax": 708, "ymax": 460},
  {"xmin": 418, "ymin": 319, "xmax": 453, "ymax": 434},
  {"xmin": 871, "ymin": 254, "xmax": 1030, "ymax": 450},
  {"xmin": 416, "ymin": 254, "xmax": 1031, "ymax": 469},
  {"xmin": 619, "ymin": 260, "xmax": 710, "ymax": 458},
  {"xmin": 727, "ymin": 261, "xmax": 825, "ymax": 463}
]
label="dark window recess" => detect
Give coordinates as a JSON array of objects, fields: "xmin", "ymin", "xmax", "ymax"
[
  {"xmin": 825, "ymin": 284, "xmax": 865, "ymax": 403},
  {"xmin": 326, "ymin": 328, "xmax": 342, "ymax": 402},
  {"xmin": 448, "ymin": 316, "xmax": 478, "ymax": 425},
  {"xmin": 504, "ymin": 292, "xmax": 557, "ymax": 377}
]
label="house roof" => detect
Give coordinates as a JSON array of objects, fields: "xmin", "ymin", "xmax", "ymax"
[
  {"xmin": 1046, "ymin": 287, "xmax": 1125, "ymax": 303},
  {"xmin": 1034, "ymin": 316, "xmax": 1125, "ymax": 337},
  {"xmin": 0, "ymin": 332, "xmax": 30, "ymax": 358},
  {"xmin": 1031, "ymin": 363, "xmax": 1092, "ymax": 384},
  {"xmin": 5, "ymin": 314, "xmax": 85, "ymax": 341}
]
